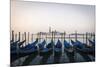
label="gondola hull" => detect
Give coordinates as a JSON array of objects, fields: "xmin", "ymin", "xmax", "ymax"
[
  {"xmin": 75, "ymin": 47, "xmax": 95, "ymax": 57},
  {"xmin": 54, "ymin": 48, "xmax": 62, "ymax": 56},
  {"xmin": 54, "ymin": 48, "xmax": 62, "ymax": 63},
  {"xmin": 64, "ymin": 48, "xmax": 75, "ymax": 63},
  {"xmin": 11, "ymin": 49, "xmax": 38, "ymax": 62},
  {"xmin": 39, "ymin": 48, "xmax": 53, "ymax": 56}
]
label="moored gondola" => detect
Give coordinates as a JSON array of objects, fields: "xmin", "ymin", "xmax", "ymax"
[
  {"xmin": 11, "ymin": 38, "xmax": 38, "ymax": 62},
  {"xmin": 71, "ymin": 40, "xmax": 94, "ymax": 61},
  {"xmin": 75, "ymin": 47, "xmax": 95, "ymax": 57},
  {"xmin": 54, "ymin": 39, "xmax": 62, "ymax": 55},
  {"xmin": 54, "ymin": 39, "xmax": 62, "ymax": 63},
  {"xmin": 38, "ymin": 40, "xmax": 46, "ymax": 51},
  {"xmin": 71, "ymin": 40, "xmax": 84, "ymax": 49},
  {"xmin": 11, "ymin": 40, "xmax": 26, "ymax": 51},
  {"xmin": 39, "ymin": 40, "xmax": 53, "ymax": 56},
  {"xmin": 11, "ymin": 32, "xmax": 25, "ymax": 50},
  {"xmin": 71, "ymin": 40, "xmax": 95, "ymax": 56},
  {"xmin": 39, "ymin": 40, "xmax": 53, "ymax": 64},
  {"xmin": 64, "ymin": 40, "xmax": 75, "ymax": 62}
]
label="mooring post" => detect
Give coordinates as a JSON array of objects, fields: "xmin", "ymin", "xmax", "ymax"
[
  {"xmin": 54, "ymin": 30, "xmax": 56, "ymax": 47},
  {"xmin": 45, "ymin": 33, "xmax": 47, "ymax": 46},
  {"xmin": 37, "ymin": 33, "xmax": 39, "ymax": 41},
  {"xmin": 62, "ymin": 31, "xmax": 65, "ymax": 56},
  {"xmin": 41, "ymin": 32, "xmax": 43, "ymax": 42},
  {"xmin": 64, "ymin": 31, "xmax": 66, "ymax": 41},
  {"xmin": 54, "ymin": 30, "xmax": 56, "ymax": 44},
  {"xmin": 15, "ymin": 33, "xmax": 19, "ymax": 62},
  {"xmin": 18, "ymin": 32, "xmax": 20, "ymax": 48},
  {"xmin": 31, "ymin": 33, "xmax": 33, "ymax": 42},
  {"xmin": 89, "ymin": 33, "xmax": 92, "ymax": 45},
  {"xmin": 86, "ymin": 32, "xmax": 88, "ymax": 45},
  {"xmin": 64, "ymin": 31, "xmax": 66, "ymax": 50},
  {"xmin": 52, "ymin": 31, "xmax": 54, "ymax": 56},
  {"xmin": 24, "ymin": 32, "xmax": 26, "ymax": 46},
  {"xmin": 11, "ymin": 30, "xmax": 14, "ymax": 42},
  {"xmin": 52, "ymin": 31, "xmax": 53, "ymax": 42},
  {"xmin": 83, "ymin": 34, "xmax": 84, "ymax": 43},
  {"xmin": 75, "ymin": 31, "xmax": 77, "ymax": 42},
  {"xmin": 69, "ymin": 34, "xmax": 70, "ymax": 45},
  {"xmin": 94, "ymin": 33, "xmax": 95, "ymax": 41},
  {"xmin": 18, "ymin": 32, "xmax": 20, "ymax": 42},
  {"xmin": 39, "ymin": 32, "xmax": 41, "ymax": 43},
  {"xmin": 22, "ymin": 33, "xmax": 24, "ymax": 47},
  {"xmin": 28, "ymin": 32, "xmax": 29, "ymax": 44},
  {"xmin": 37, "ymin": 33, "xmax": 40, "ymax": 55}
]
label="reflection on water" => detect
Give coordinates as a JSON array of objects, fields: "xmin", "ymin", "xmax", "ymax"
[{"xmin": 11, "ymin": 52, "xmax": 95, "ymax": 66}]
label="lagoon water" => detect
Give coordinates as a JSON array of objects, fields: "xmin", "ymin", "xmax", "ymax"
[{"xmin": 11, "ymin": 49, "xmax": 95, "ymax": 66}]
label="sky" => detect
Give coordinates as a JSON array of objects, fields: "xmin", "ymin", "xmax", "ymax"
[{"xmin": 11, "ymin": 0, "xmax": 95, "ymax": 34}]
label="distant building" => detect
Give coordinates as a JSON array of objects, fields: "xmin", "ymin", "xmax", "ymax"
[{"xmin": 37, "ymin": 27, "xmax": 64, "ymax": 35}]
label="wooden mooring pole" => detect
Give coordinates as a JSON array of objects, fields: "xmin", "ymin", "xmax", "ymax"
[
  {"xmin": 45, "ymin": 33, "xmax": 47, "ymax": 46},
  {"xmin": 22, "ymin": 33, "xmax": 24, "ymax": 47},
  {"xmin": 86, "ymin": 32, "xmax": 88, "ymax": 45},
  {"xmin": 75, "ymin": 31, "xmax": 77, "ymax": 42},
  {"xmin": 11, "ymin": 30, "xmax": 14, "ymax": 42},
  {"xmin": 83, "ymin": 34, "xmax": 84, "ymax": 43},
  {"xmin": 31, "ymin": 34, "xmax": 34, "ymax": 42},
  {"xmin": 24, "ymin": 32, "xmax": 26, "ymax": 46},
  {"xmin": 69, "ymin": 34, "xmax": 70, "ymax": 45},
  {"xmin": 52, "ymin": 31, "xmax": 54, "ymax": 56},
  {"xmin": 28, "ymin": 32, "xmax": 29, "ymax": 44},
  {"xmin": 18, "ymin": 32, "xmax": 20, "ymax": 42}
]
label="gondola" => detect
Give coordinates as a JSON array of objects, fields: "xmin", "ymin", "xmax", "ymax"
[
  {"xmin": 11, "ymin": 31, "xmax": 22, "ymax": 48},
  {"xmin": 39, "ymin": 40, "xmax": 53, "ymax": 56},
  {"xmin": 64, "ymin": 40, "xmax": 73, "ymax": 52},
  {"xmin": 11, "ymin": 38, "xmax": 38, "ymax": 62},
  {"xmin": 39, "ymin": 40, "xmax": 53, "ymax": 64},
  {"xmin": 64, "ymin": 40, "xmax": 75, "ymax": 62},
  {"xmin": 54, "ymin": 39, "xmax": 62, "ymax": 55},
  {"xmin": 11, "ymin": 40, "xmax": 20, "ymax": 46},
  {"xmin": 71, "ymin": 40, "xmax": 95, "ymax": 55},
  {"xmin": 11, "ymin": 40, "xmax": 26, "ymax": 51},
  {"xmin": 71, "ymin": 40, "xmax": 84, "ymax": 49},
  {"xmin": 38, "ymin": 40, "xmax": 46, "ymax": 51},
  {"xmin": 54, "ymin": 39, "xmax": 62, "ymax": 63},
  {"xmin": 76, "ymin": 47, "xmax": 95, "ymax": 56},
  {"xmin": 71, "ymin": 40, "xmax": 94, "ymax": 61}
]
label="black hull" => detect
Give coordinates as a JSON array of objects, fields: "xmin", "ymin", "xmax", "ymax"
[
  {"xmin": 39, "ymin": 49, "xmax": 53, "ymax": 56},
  {"xmin": 40, "ymin": 49, "xmax": 53, "ymax": 64},
  {"xmin": 11, "ymin": 50, "xmax": 38, "ymax": 63},
  {"xmin": 22, "ymin": 52, "xmax": 38, "ymax": 66},
  {"xmin": 76, "ymin": 48, "xmax": 95, "ymax": 57},
  {"xmin": 74, "ymin": 47, "xmax": 94, "ymax": 62},
  {"xmin": 54, "ymin": 50, "xmax": 62, "ymax": 63},
  {"xmin": 64, "ymin": 48, "xmax": 75, "ymax": 63}
]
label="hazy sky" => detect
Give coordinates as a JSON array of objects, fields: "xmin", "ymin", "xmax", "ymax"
[{"xmin": 11, "ymin": 0, "xmax": 95, "ymax": 33}]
